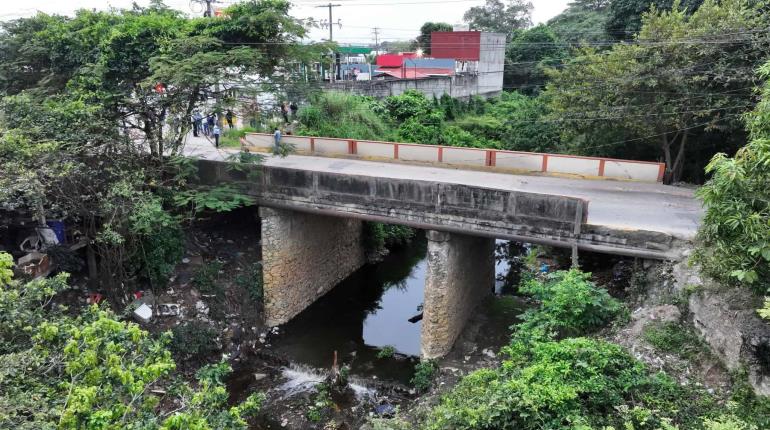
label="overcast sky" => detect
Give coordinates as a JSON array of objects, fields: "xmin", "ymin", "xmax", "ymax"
[{"xmin": 0, "ymin": 0, "xmax": 571, "ymax": 44}]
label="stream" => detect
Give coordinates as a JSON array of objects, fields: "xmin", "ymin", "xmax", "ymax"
[{"xmin": 228, "ymin": 233, "xmax": 529, "ymax": 427}]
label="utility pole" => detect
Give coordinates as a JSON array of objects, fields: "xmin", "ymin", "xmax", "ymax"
[
  {"xmin": 316, "ymin": 3, "xmax": 341, "ymax": 42},
  {"xmin": 317, "ymin": 3, "xmax": 341, "ymax": 81},
  {"xmin": 372, "ymin": 27, "xmax": 380, "ymax": 54}
]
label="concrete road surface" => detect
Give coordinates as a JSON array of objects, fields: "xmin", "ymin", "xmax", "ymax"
[{"xmin": 183, "ymin": 135, "xmax": 703, "ymax": 240}]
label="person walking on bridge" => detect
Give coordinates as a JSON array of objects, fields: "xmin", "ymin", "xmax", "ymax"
[
  {"xmin": 273, "ymin": 127, "xmax": 282, "ymax": 153},
  {"xmin": 213, "ymin": 124, "xmax": 221, "ymax": 148}
]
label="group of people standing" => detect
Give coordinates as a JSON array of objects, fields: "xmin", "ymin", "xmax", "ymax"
[{"xmin": 192, "ymin": 109, "xmax": 235, "ymax": 148}]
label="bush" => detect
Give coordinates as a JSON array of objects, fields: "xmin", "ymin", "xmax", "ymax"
[
  {"xmin": 170, "ymin": 321, "xmax": 219, "ymax": 360},
  {"xmin": 512, "ymin": 269, "xmax": 623, "ymax": 344},
  {"xmin": 296, "ymin": 92, "xmax": 393, "ymax": 140},
  {"xmin": 427, "ymin": 337, "xmax": 715, "ymax": 430},
  {"xmin": 411, "ymin": 359, "xmax": 438, "ymax": 393},
  {"xmin": 235, "ymin": 262, "xmax": 263, "ymax": 302},
  {"xmin": 192, "ymin": 261, "xmax": 224, "ymax": 295},
  {"xmin": 377, "ymin": 345, "xmax": 396, "ymax": 359}
]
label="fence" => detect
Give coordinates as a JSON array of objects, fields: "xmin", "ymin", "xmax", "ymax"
[{"xmin": 242, "ymin": 133, "xmax": 665, "ymax": 182}]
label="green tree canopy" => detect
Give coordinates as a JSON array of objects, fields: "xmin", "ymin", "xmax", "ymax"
[
  {"xmin": 416, "ymin": 22, "xmax": 452, "ymax": 55},
  {"xmin": 606, "ymin": 0, "xmax": 704, "ymax": 39},
  {"xmin": 463, "ymin": 0, "xmax": 533, "ymax": 35},
  {"xmin": 505, "ymin": 25, "xmax": 568, "ymax": 93},
  {"xmin": 544, "ymin": 0, "xmax": 770, "ymax": 183}
]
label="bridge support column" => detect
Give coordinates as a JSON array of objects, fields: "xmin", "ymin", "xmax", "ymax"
[
  {"xmin": 421, "ymin": 230, "xmax": 495, "ymax": 359},
  {"xmin": 260, "ymin": 207, "xmax": 365, "ymax": 326}
]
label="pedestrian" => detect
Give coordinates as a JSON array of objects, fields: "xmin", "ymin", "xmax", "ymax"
[
  {"xmin": 280, "ymin": 102, "xmax": 289, "ymax": 124},
  {"xmin": 289, "ymin": 102, "xmax": 298, "ymax": 119},
  {"xmin": 206, "ymin": 114, "xmax": 215, "ymax": 136},
  {"xmin": 192, "ymin": 111, "xmax": 202, "ymax": 137},
  {"xmin": 273, "ymin": 127, "xmax": 282, "ymax": 153},
  {"xmin": 225, "ymin": 109, "xmax": 234, "ymax": 129},
  {"xmin": 213, "ymin": 124, "xmax": 221, "ymax": 148},
  {"xmin": 202, "ymin": 116, "xmax": 210, "ymax": 136}
]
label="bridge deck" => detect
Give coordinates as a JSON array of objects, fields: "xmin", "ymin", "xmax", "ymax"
[{"xmin": 185, "ymin": 137, "xmax": 701, "ymax": 242}]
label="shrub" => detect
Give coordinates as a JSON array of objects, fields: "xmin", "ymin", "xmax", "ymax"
[
  {"xmin": 377, "ymin": 345, "xmax": 396, "ymax": 359},
  {"xmin": 193, "ymin": 261, "xmax": 224, "ymax": 295},
  {"xmin": 363, "ymin": 222, "xmax": 415, "ymax": 255},
  {"xmin": 170, "ymin": 320, "xmax": 219, "ymax": 360},
  {"xmin": 427, "ymin": 337, "xmax": 715, "ymax": 430},
  {"xmin": 513, "ymin": 269, "xmax": 623, "ymax": 344},
  {"xmin": 306, "ymin": 383, "xmax": 333, "ymax": 422},
  {"xmin": 235, "ymin": 262, "xmax": 263, "ymax": 302},
  {"xmin": 411, "ymin": 359, "xmax": 438, "ymax": 393}
]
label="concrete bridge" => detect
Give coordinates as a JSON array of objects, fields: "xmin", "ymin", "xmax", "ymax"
[{"xmin": 190, "ymin": 144, "xmax": 701, "ymax": 358}]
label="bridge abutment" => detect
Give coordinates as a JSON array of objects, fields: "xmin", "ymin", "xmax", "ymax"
[
  {"xmin": 421, "ymin": 230, "xmax": 495, "ymax": 359},
  {"xmin": 260, "ymin": 207, "xmax": 366, "ymax": 326}
]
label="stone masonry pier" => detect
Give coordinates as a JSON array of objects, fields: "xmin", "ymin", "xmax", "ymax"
[
  {"xmin": 260, "ymin": 207, "xmax": 366, "ymax": 326},
  {"xmin": 422, "ymin": 231, "xmax": 495, "ymax": 358}
]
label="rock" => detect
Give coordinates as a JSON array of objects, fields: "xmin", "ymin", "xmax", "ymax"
[
  {"xmin": 195, "ymin": 300, "xmax": 209, "ymax": 316},
  {"xmin": 253, "ymin": 373, "xmax": 268, "ymax": 381},
  {"xmin": 482, "ymin": 348, "xmax": 496, "ymax": 358}
]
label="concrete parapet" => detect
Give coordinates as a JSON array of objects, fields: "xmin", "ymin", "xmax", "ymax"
[
  {"xmin": 259, "ymin": 207, "xmax": 365, "ymax": 326},
  {"xmin": 421, "ymin": 230, "xmax": 495, "ymax": 359}
]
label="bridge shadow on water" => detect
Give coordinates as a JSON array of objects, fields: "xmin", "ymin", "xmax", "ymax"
[{"xmin": 269, "ymin": 233, "xmax": 429, "ymax": 384}]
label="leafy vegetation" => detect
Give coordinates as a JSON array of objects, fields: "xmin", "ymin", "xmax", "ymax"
[
  {"xmin": 170, "ymin": 320, "xmax": 220, "ymax": 361},
  {"xmin": 695, "ymin": 60, "xmax": 770, "ymax": 295},
  {"xmin": 512, "ymin": 269, "xmax": 623, "ymax": 344},
  {"xmin": 423, "ymin": 269, "xmax": 765, "ymax": 429},
  {"xmin": 377, "ymin": 345, "xmax": 397, "ymax": 359},
  {"xmin": 306, "ymin": 383, "xmax": 334, "ymax": 422},
  {"xmin": 411, "ymin": 359, "xmax": 438, "ymax": 393},
  {"xmin": 0, "ymin": 253, "xmax": 262, "ymax": 429},
  {"xmin": 235, "ymin": 262, "xmax": 264, "ymax": 303},
  {"xmin": 643, "ymin": 321, "xmax": 708, "ymax": 360}
]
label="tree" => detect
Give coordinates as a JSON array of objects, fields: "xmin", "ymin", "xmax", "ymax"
[
  {"xmin": 548, "ymin": 0, "xmax": 612, "ymax": 45},
  {"xmin": 545, "ymin": 0, "xmax": 770, "ymax": 183},
  {"xmin": 0, "ymin": 1, "xmax": 317, "ymax": 297},
  {"xmin": 606, "ymin": 0, "xmax": 704, "ymax": 39},
  {"xmin": 416, "ymin": 22, "xmax": 452, "ymax": 55},
  {"xmin": 505, "ymin": 25, "xmax": 568, "ymax": 93},
  {"xmin": 463, "ymin": 0, "xmax": 533, "ymax": 35},
  {"xmin": 694, "ymin": 61, "xmax": 770, "ymax": 294}
]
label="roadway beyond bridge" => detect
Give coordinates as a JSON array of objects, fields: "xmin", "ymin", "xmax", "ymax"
[{"xmin": 188, "ymin": 141, "xmax": 702, "ymax": 358}]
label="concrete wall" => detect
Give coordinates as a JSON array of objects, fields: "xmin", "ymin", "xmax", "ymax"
[
  {"xmin": 259, "ymin": 206, "xmax": 366, "ymax": 326},
  {"xmin": 421, "ymin": 230, "xmax": 495, "ymax": 358},
  {"xmin": 242, "ymin": 133, "xmax": 665, "ymax": 182},
  {"xmin": 320, "ymin": 73, "xmax": 500, "ymax": 100},
  {"xmin": 478, "ymin": 32, "xmax": 506, "ymax": 98}
]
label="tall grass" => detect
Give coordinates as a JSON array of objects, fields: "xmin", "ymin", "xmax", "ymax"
[{"xmin": 296, "ymin": 92, "xmax": 394, "ymax": 141}]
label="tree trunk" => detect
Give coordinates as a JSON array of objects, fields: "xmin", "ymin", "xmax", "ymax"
[
  {"xmin": 661, "ymin": 135, "xmax": 673, "ymax": 184},
  {"xmin": 671, "ymin": 131, "xmax": 689, "ymax": 184}
]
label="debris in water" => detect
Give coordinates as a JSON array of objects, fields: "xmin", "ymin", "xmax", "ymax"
[{"xmin": 408, "ymin": 312, "xmax": 423, "ymax": 323}]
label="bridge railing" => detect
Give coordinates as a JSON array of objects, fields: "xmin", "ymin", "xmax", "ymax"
[{"xmin": 241, "ymin": 133, "xmax": 665, "ymax": 182}]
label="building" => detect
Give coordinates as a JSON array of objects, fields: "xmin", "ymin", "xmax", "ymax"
[{"xmin": 322, "ymin": 31, "xmax": 506, "ymax": 100}]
